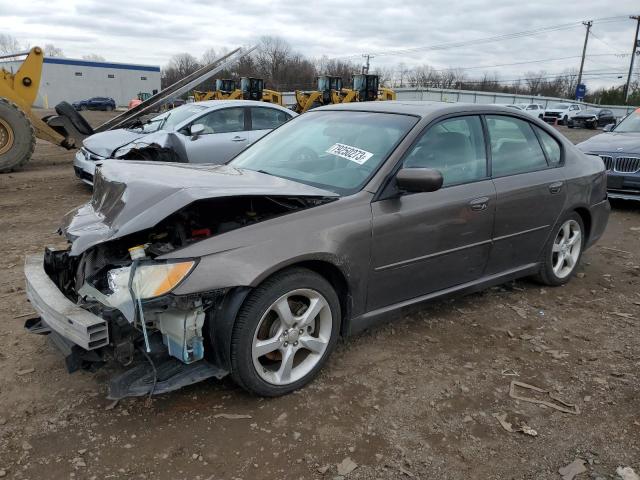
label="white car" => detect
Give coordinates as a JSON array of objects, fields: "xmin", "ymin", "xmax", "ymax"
[
  {"xmin": 516, "ymin": 103, "xmax": 544, "ymax": 118},
  {"xmin": 542, "ymin": 103, "xmax": 584, "ymax": 125},
  {"xmin": 73, "ymin": 100, "xmax": 296, "ymax": 185}
]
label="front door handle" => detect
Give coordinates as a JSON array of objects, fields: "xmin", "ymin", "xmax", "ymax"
[
  {"xmin": 232, "ymin": 136, "xmax": 247, "ymax": 142},
  {"xmin": 548, "ymin": 181, "xmax": 563, "ymax": 194},
  {"xmin": 469, "ymin": 197, "xmax": 490, "ymax": 211}
]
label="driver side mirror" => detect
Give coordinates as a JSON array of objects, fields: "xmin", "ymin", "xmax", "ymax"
[
  {"xmin": 396, "ymin": 168, "xmax": 443, "ymax": 193},
  {"xmin": 190, "ymin": 123, "xmax": 205, "ymax": 140},
  {"xmin": 603, "ymin": 123, "xmax": 615, "ymax": 132}
]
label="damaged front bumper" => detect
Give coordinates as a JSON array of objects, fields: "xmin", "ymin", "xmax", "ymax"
[
  {"xmin": 25, "ymin": 254, "xmax": 109, "ymax": 350},
  {"xmin": 24, "ymin": 252, "xmax": 228, "ymax": 399}
]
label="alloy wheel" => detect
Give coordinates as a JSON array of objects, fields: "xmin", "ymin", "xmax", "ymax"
[
  {"xmin": 552, "ymin": 219, "xmax": 582, "ymax": 279},
  {"xmin": 251, "ymin": 288, "xmax": 333, "ymax": 385}
]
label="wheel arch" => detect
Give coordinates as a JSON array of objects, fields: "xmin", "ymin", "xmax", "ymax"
[
  {"xmin": 573, "ymin": 206, "xmax": 592, "ymax": 244},
  {"xmin": 252, "ymin": 257, "xmax": 352, "ymax": 336},
  {"xmin": 206, "ymin": 258, "xmax": 353, "ymax": 372}
]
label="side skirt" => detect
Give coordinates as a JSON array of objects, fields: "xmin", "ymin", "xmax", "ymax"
[{"xmin": 347, "ymin": 263, "xmax": 539, "ymax": 336}]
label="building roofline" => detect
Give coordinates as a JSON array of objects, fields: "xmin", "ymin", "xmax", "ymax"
[{"xmin": 43, "ymin": 57, "xmax": 160, "ymax": 72}]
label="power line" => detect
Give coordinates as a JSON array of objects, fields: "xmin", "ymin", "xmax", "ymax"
[
  {"xmin": 589, "ymin": 29, "xmax": 626, "ymax": 54},
  {"xmin": 335, "ymin": 16, "xmax": 632, "ymax": 60}
]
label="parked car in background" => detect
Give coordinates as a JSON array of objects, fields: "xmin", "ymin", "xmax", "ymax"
[
  {"xmin": 542, "ymin": 102, "xmax": 584, "ymax": 125},
  {"xmin": 568, "ymin": 108, "xmax": 616, "ymax": 129},
  {"xmin": 27, "ymin": 102, "xmax": 610, "ymax": 398},
  {"xmin": 516, "ymin": 103, "xmax": 545, "ymax": 117},
  {"xmin": 72, "ymin": 97, "xmax": 116, "ymax": 111},
  {"xmin": 576, "ymin": 109, "xmax": 640, "ymax": 200},
  {"xmin": 73, "ymin": 100, "xmax": 296, "ymax": 184}
]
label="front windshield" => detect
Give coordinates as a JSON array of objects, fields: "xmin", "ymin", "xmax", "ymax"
[
  {"xmin": 131, "ymin": 104, "xmax": 206, "ymax": 133},
  {"xmin": 230, "ymin": 110, "xmax": 418, "ymax": 195},
  {"xmin": 581, "ymin": 109, "xmax": 599, "ymax": 116},
  {"xmin": 551, "ymin": 103, "xmax": 569, "ymax": 110},
  {"xmin": 613, "ymin": 110, "xmax": 640, "ymax": 133}
]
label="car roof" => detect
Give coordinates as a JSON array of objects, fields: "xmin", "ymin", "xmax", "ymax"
[
  {"xmin": 193, "ymin": 99, "xmax": 294, "ymax": 113},
  {"xmin": 313, "ymin": 100, "xmax": 544, "ymax": 118}
]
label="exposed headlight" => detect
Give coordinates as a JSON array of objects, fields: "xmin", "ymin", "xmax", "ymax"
[{"xmin": 107, "ymin": 261, "xmax": 196, "ymax": 300}]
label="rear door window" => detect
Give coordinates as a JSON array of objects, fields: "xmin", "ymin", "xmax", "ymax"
[
  {"xmin": 486, "ymin": 115, "xmax": 548, "ymax": 177},
  {"xmin": 251, "ymin": 107, "xmax": 291, "ymax": 130}
]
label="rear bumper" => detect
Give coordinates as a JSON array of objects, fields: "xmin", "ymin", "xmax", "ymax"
[
  {"xmin": 24, "ymin": 254, "xmax": 109, "ymax": 350},
  {"xmin": 585, "ymin": 199, "xmax": 610, "ymax": 249}
]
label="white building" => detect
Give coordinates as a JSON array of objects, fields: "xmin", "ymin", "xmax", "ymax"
[{"xmin": 1, "ymin": 56, "xmax": 161, "ymax": 108}]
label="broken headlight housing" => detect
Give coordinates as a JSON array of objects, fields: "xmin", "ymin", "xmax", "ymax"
[{"xmin": 107, "ymin": 260, "xmax": 196, "ymax": 300}]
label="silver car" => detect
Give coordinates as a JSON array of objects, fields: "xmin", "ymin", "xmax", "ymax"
[{"xmin": 73, "ymin": 100, "xmax": 296, "ymax": 185}]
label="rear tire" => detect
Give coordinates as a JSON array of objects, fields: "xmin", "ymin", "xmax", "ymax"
[
  {"xmin": 230, "ymin": 268, "xmax": 341, "ymax": 396},
  {"xmin": 0, "ymin": 98, "xmax": 35, "ymax": 173},
  {"xmin": 534, "ymin": 212, "xmax": 584, "ymax": 286}
]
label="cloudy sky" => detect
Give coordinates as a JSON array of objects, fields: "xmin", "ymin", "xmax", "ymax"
[{"xmin": 1, "ymin": 0, "xmax": 638, "ymax": 89}]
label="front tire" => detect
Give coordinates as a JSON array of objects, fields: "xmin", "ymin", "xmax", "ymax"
[
  {"xmin": 534, "ymin": 212, "xmax": 584, "ymax": 286},
  {"xmin": 562, "ymin": 115, "xmax": 568, "ymax": 125},
  {"xmin": 230, "ymin": 268, "xmax": 341, "ymax": 396},
  {"xmin": 0, "ymin": 98, "xmax": 35, "ymax": 173}
]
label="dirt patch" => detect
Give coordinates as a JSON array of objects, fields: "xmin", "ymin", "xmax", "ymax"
[{"xmin": 0, "ymin": 117, "xmax": 638, "ymax": 479}]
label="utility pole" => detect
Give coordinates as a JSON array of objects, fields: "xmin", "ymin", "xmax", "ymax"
[
  {"xmin": 576, "ymin": 20, "xmax": 592, "ymax": 95},
  {"xmin": 362, "ymin": 54, "xmax": 373, "ymax": 74},
  {"xmin": 623, "ymin": 15, "xmax": 640, "ymax": 104}
]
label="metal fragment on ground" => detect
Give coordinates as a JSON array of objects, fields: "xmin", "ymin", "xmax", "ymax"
[{"xmin": 509, "ymin": 381, "xmax": 580, "ymax": 415}]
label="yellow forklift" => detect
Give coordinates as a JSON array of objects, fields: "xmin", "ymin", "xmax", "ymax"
[
  {"xmin": 293, "ymin": 74, "xmax": 396, "ymax": 114},
  {"xmin": 193, "ymin": 79, "xmax": 242, "ymax": 101},
  {"xmin": 194, "ymin": 77, "xmax": 284, "ymax": 105}
]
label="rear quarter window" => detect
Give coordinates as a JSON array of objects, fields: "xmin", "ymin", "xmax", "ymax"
[{"xmin": 534, "ymin": 126, "xmax": 562, "ymax": 167}]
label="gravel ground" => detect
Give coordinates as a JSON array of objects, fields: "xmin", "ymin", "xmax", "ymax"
[{"xmin": 0, "ymin": 112, "xmax": 638, "ymax": 480}]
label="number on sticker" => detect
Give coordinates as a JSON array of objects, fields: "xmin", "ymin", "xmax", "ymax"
[{"xmin": 325, "ymin": 143, "xmax": 374, "ymax": 165}]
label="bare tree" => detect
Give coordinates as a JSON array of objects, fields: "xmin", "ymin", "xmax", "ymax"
[
  {"xmin": 82, "ymin": 53, "xmax": 105, "ymax": 62},
  {"xmin": 255, "ymin": 36, "xmax": 292, "ymax": 88},
  {"xmin": 44, "ymin": 44, "xmax": 64, "ymax": 57},
  {"xmin": 161, "ymin": 53, "xmax": 201, "ymax": 88},
  {"xmin": 200, "ymin": 48, "xmax": 219, "ymax": 66},
  {"xmin": 0, "ymin": 34, "xmax": 22, "ymax": 56}
]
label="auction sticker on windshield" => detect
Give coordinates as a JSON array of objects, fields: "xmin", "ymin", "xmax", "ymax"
[{"xmin": 326, "ymin": 143, "xmax": 374, "ymax": 165}]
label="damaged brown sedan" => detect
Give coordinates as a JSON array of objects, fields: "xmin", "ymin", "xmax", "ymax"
[{"xmin": 24, "ymin": 102, "xmax": 610, "ymax": 398}]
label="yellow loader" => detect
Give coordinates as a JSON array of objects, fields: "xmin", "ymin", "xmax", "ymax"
[{"xmin": 0, "ymin": 47, "xmax": 77, "ymax": 172}]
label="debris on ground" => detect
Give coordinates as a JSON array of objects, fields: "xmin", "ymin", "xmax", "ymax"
[
  {"xmin": 616, "ymin": 466, "xmax": 640, "ymax": 480},
  {"xmin": 16, "ymin": 368, "xmax": 35, "ymax": 376},
  {"xmin": 492, "ymin": 412, "xmax": 538, "ymax": 436},
  {"xmin": 509, "ymin": 381, "xmax": 580, "ymax": 415},
  {"xmin": 337, "ymin": 457, "xmax": 358, "ymax": 476},
  {"xmin": 213, "ymin": 413, "xmax": 252, "ymax": 420},
  {"xmin": 558, "ymin": 458, "xmax": 587, "ymax": 480}
]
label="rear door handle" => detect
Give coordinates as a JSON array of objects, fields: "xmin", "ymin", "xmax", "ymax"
[
  {"xmin": 548, "ymin": 181, "xmax": 563, "ymax": 194},
  {"xmin": 469, "ymin": 197, "xmax": 490, "ymax": 211},
  {"xmin": 232, "ymin": 136, "xmax": 247, "ymax": 142}
]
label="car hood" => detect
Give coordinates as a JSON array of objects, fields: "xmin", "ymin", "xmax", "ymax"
[
  {"xmin": 61, "ymin": 160, "xmax": 338, "ymax": 255},
  {"xmin": 576, "ymin": 132, "xmax": 640, "ymax": 154},
  {"xmin": 82, "ymin": 129, "xmax": 149, "ymax": 158}
]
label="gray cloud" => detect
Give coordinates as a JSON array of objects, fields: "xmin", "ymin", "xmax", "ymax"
[{"xmin": 0, "ymin": 0, "xmax": 637, "ymax": 89}]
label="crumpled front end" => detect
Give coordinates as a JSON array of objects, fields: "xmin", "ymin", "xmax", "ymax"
[
  {"xmin": 24, "ymin": 161, "xmax": 335, "ymax": 398},
  {"xmin": 24, "ymin": 244, "xmax": 227, "ymax": 399}
]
